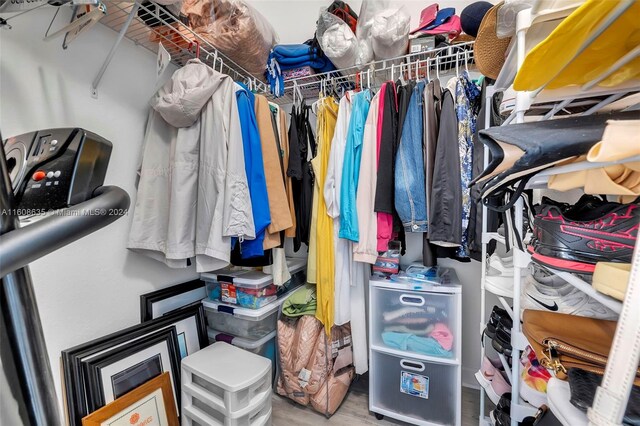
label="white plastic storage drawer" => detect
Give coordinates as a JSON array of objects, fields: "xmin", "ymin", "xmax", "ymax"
[
  {"xmin": 370, "ymin": 350, "xmax": 458, "ymax": 425},
  {"xmin": 182, "ymin": 392, "xmax": 271, "ymax": 426},
  {"xmin": 370, "ymin": 285, "xmax": 460, "ymax": 362}
]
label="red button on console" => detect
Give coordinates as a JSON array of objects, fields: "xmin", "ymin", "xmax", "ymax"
[{"xmin": 32, "ymin": 170, "xmax": 46, "ymax": 181}]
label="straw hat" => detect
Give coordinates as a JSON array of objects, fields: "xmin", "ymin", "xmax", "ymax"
[{"xmin": 474, "ymin": 2, "xmax": 512, "ymax": 79}]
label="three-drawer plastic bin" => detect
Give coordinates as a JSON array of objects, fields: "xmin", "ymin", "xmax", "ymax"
[{"xmin": 369, "ymin": 268, "xmax": 462, "ymax": 426}]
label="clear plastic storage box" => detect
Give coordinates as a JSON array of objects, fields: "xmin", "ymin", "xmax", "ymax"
[
  {"xmin": 369, "ymin": 350, "xmax": 458, "ymax": 425},
  {"xmin": 201, "ymin": 258, "xmax": 306, "ymax": 309}
]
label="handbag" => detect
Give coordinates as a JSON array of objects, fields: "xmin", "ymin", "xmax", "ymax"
[
  {"xmin": 522, "ymin": 310, "xmax": 640, "ymax": 381},
  {"xmin": 568, "ymin": 368, "xmax": 640, "ymax": 425}
]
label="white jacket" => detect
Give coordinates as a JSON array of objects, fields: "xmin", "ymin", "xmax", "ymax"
[{"xmin": 127, "ymin": 59, "xmax": 255, "ymax": 272}]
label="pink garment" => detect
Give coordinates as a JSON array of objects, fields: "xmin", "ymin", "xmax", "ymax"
[
  {"xmin": 376, "ymin": 81, "xmax": 397, "ymax": 252},
  {"xmin": 429, "ymin": 323, "xmax": 453, "ymax": 351}
]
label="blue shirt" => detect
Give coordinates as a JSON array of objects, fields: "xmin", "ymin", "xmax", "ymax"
[
  {"xmin": 234, "ymin": 83, "xmax": 271, "ymax": 258},
  {"xmin": 339, "ymin": 90, "xmax": 371, "ymax": 242}
]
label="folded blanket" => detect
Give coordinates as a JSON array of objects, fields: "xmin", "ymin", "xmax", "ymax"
[
  {"xmin": 266, "ymin": 43, "xmax": 336, "ymax": 97},
  {"xmin": 282, "ymin": 284, "xmax": 317, "ymax": 317},
  {"xmin": 382, "ymin": 332, "xmax": 453, "ymax": 358}
]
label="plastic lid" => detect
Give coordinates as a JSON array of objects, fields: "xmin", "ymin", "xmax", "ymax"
[
  {"xmin": 182, "ymin": 342, "xmax": 271, "ymax": 392},
  {"xmin": 208, "ymin": 328, "xmax": 276, "ymax": 350},
  {"xmin": 200, "ymin": 257, "xmax": 307, "ymax": 288},
  {"xmin": 201, "ymin": 281, "xmax": 303, "ymax": 320}
]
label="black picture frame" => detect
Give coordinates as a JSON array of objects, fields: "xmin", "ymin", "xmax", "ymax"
[
  {"xmin": 61, "ymin": 304, "xmax": 208, "ymax": 426},
  {"xmin": 140, "ymin": 279, "xmax": 206, "ymax": 322},
  {"xmin": 82, "ymin": 327, "xmax": 181, "ymax": 414}
]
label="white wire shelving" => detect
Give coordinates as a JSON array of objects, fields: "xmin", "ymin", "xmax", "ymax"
[
  {"xmin": 94, "ymin": 0, "xmax": 268, "ymax": 97},
  {"xmin": 273, "ymin": 41, "xmax": 476, "ymax": 104},
  {"xmin": 477, "ymin": 1, "xmax": 640, "ymax": 425}
]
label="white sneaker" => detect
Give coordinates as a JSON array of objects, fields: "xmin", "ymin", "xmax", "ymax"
[
  {"xmin": 485, "ymin": 275, "xmax": 514, "ymax": 298},
  {"xmin": 521, "ymin": 275, "xmax": 618, "ymax": 320},
  {"xmin": 547, "ymin": 378, "xmax": 588, "ymax": 426}
]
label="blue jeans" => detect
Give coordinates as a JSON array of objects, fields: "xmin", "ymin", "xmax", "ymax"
[{"xmin": 395, "ymin": 81, "xmax": 427, "ymax": 232}]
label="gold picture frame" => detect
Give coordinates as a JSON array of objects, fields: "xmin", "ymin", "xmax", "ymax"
[{"xmin": 82, "ymin": 373, "xmax": 179, "ymax": 426}]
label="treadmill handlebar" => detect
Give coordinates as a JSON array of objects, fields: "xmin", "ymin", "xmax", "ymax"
[{"xmin": 0, "ymin": 186, "xmax": 130, "ymax": 278}]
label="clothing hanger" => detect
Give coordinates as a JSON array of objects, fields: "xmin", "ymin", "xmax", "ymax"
[
  {"xmin": 398, "ymin": 63, "xmax": 406, "ymax": 85},
  {"xmin": 464, "ymin": 51, "xmax": 469, "ymax": 74},
  {"xmin": 455, "ymin": 51, "xmax": 459, "ymax": 77}
]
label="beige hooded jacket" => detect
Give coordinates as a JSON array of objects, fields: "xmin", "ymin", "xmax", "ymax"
[{"xmin": 127, "ymin": 59, "xmax": 255, "ymax": 272}]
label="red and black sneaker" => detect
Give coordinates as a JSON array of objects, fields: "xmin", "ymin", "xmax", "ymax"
[{"xmin": 529, "ymin": 201, "xmax": 639, "ymax": 274}]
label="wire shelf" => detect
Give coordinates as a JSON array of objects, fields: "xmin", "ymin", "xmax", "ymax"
[
  {"xmin": 269, "ymin": 41, "xmax": 477, "ymax": 104},
  {"xmin": 100, "ymin": 1, "xmax": 267, "ymax": 91}
]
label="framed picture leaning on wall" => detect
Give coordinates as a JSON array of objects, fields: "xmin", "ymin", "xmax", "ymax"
[
  {"xmin": 140, "ymin": 279, "xmax": 206, "ymax": 322},
  {"xmin": 82, "ymin": 327, "xmax": 181, "ymax": 414},
  {"xmin": 62, "ymin": 304, "xmax": 208, "ymax": 426},
  {"xmin": 82, "ymin": 372, "xmax": 179, "ymax": 426}
]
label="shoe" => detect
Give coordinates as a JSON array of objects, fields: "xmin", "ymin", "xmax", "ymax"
[
  {"xmin": 492, "ymin": 322, "xmax": 513, "ymax": 357},
  {"xmin": 490, "ymin": 392, "xmax": 537, "ymax": 426},
  {"xmin": 519, "ymin": 347, "xmax": 551, "ymax": 408},
  {"xmin": 485, "ymin": 275, "xmax": 514, "ymax": 298},
  {"xmin": 488, "ymin": 253, "xmax": 528, "ymax": 277},
  {"xmin": 547, "ymin": 378, "xmax": 588, "ymax": 426},
  {"xmin": 521, "ymin": 275, "xmax": 618, "ymax": 320},
  {"xmin": 486, "ymin": 306, "xmax": 513, "ymax": 339},
  {"xmin": 530, "ymin": 199, "xmax": 639, "ymax": 274},
  {"xmin": 592, "ymin": 261, "xmax": 632, "ymax": 301},
  {"xmin": 476, "ymin": 356, "xmax": 511, "ymax": 405}
]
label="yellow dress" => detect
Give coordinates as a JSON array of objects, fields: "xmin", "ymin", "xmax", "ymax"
[
  {"xmin": 514, "ymin": 0, "xmax": 640, "ymax": 91},
  {"xmin": 314, "ymin": 97, "xmax": 339, "ymax": 333}
]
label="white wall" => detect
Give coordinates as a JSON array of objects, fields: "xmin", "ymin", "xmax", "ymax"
[
  {"xmin": 248, "ymin": 0, "xmax": 482, "ymax": 44},
  {"xmin": 0, "ymin": 0, "xmax": 489, "ymax": 418},
  {"xmin": 0, "ymin": 7, "xmax": 197, "ymax": 418}
]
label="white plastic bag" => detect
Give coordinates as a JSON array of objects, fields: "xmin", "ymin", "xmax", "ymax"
[
  {"xmin": 317, "ymin": 11, "xmax": 358, "ymax": 69},
  {"xmin": 370, "ymin": 6, "xmax": 410, "ymax": 60},
  {"xmin": 355, "ymin": 0, "xmax": 388, "ymax": 66}
]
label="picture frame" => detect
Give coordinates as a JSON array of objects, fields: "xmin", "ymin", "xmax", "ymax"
[
  {"xmin": 140, "ymin": 279, "xmax": 206, "ymax": 322},
  {"xmin": 82, "ymin": 327, "xmax": 181, "ymax": 414},
  {"xmin": 62, "ymin": 304, "xmax": 208, "ymax": 426},
  {"xmin": 82, "ymin": 372, "xmax": 179, "ymax": 426}
]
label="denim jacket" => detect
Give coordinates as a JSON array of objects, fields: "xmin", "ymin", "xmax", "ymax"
[{"xmin": 394, "ymin": 81, "xmax": 427, "ymax": 232}]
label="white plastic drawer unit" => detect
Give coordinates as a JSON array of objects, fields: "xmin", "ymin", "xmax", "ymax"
[
  {"xmin": 370, "ymin": 283, "xmax": 461, "ymax": 363},
  {"xmin": 369, "ymin": 350, "xmax": 459, "ymax": 426}
]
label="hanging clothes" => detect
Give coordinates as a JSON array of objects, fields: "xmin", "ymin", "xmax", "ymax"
[
  {"xmin": 233, "ymin": 83, "xmax": 270, "ymax": 259},
  {"xmin": 255, "ymin": 95, "xmax": 294, "ymax": 250},
  {"xmin": 395, "ymin": 81, "xmax": 427, "ymax": 233},
  {"xmin": 277, "ymin": 108, "xmax": 297, "ymax": 239},
  {"xmin": 307, "ymin": 108, "xmax": 321, "ymax": 284},
  {"xmin": 354, "ymin": 90, "xmax": 382, "ymax": 264},
  {"xmin": 429, "ymin": 89, "xmax": 462, "ymax": 248},
  {"xmin": 314, "ymin": 96, "xmax": 339, "ymax": 333},
  {"xmin": 422, "ymin": 79, "xmax": 442, "ymax": 266},
  {"xmin": 288, "ymin": 103, "xmax": 316, "ymax": 252},
  {"xmin": 324, "ymin": 94, "xmax": 353, "ymax": 329},
  {"xmin": 128, "ymin": 59, "xmax": 255, "ymax": 272},
  {"xmin": 376, "ymin": 81, "xmax": 398, "ymax": 252},
  {"xmin": 454, "ymin": 72, "xmax": 481, "ymax": 260},
  {"xmin": 339, "ymin": 90, "xmax": 372, "ymax": 242}
]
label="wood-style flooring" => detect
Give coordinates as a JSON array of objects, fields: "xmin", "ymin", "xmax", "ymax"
[{"xmin": 272, "ymin": 376, "xmax": 486, "ymax": 426}]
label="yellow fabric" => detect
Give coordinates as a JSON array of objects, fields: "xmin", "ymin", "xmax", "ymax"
[
  {"xmin": 587, "ymin": 120, "xmax": 640, "ymax": 165},
  {"xmin": 514, "ymin": 0, "xmax": 640, "ymax": 91},
  {"xmin": 314, "ymin": 97, "xmax": 339, "ymax": 334},
  {"xmin": 593, "ymin": 262, "xmax": 631, "ymax": 301}
]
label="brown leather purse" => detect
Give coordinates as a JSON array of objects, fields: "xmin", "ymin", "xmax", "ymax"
[{"xmin": 522, "ymin": 310, "xmax": 640, "ymax": 382}]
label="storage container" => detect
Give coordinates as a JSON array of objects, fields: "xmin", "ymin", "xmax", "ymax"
[
  {"xmin": 208, "ymin": 328, "xmax": 276, "ymax": 379},
  {"xmin": 202, "ymin": 269, "xmax": 307, "ymax": 339},
  {"xmin": 369, "ymin": 350, "xmax": 459, "ymax": 426},
  {"xmin": 183, "ymin": 395, "xmax": 271, "ymax": 426},
  {"xmin": 202, "ymin": 258, "xmax": 306, "ymax": 309},
  {"xmin": 181, "ymin": 342, "xmax": 272, "ymax": 416},
  {"xmin": 370, "ymin": 282, "xmax": 461, "ymax": 362}
]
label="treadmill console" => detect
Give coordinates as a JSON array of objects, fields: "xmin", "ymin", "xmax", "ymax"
[{"xmin": 3, "ymin": 128, "xmax": 112, "ymax": 211}]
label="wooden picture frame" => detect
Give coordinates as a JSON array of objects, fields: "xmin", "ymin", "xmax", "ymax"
[
  {"xmin": 82, "ymin": 372, "xmax": 179, "ymax": 426},
  {"xmin": 82, "ymin": 327, "xmax": 181, "ymax": 414},
  {"xmin": 62, "ymin": 304, "xmax": 208, "ymax": 426},
  {"xmin": 140, "ymin": 279, "xmax": 206, "ymax": 322}
]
